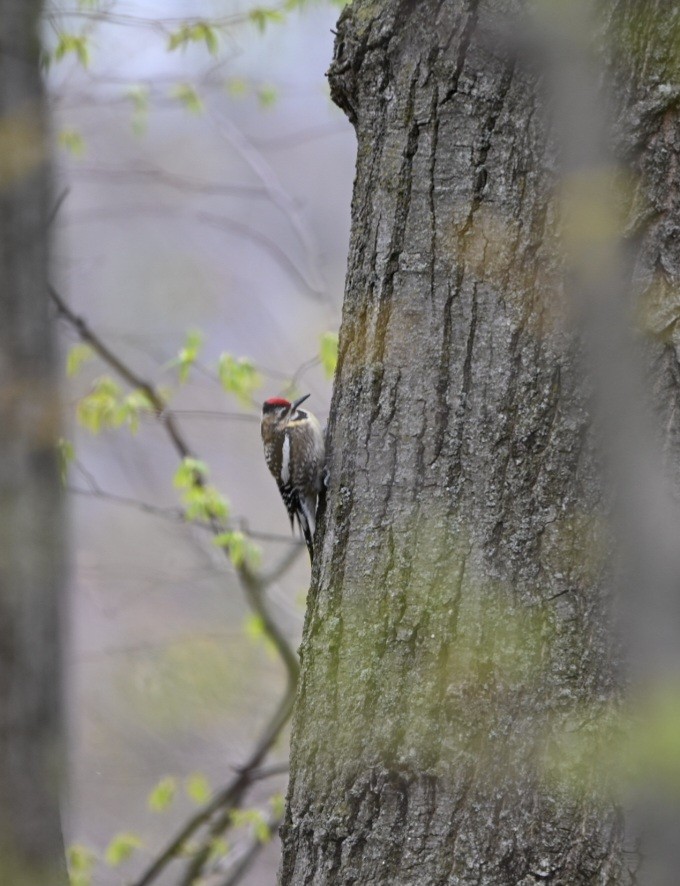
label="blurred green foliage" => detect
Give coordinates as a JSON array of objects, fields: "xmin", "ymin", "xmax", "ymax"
[
  {"xmin": 120, "ymin": 634, "xmax": 273, "ymax": 734},
  {"xmin": 218, "ymin": 354, "xmax": 263, "ymax": 405},
  {"xmin": 167, "ymin": 21, "xmax": 219, "ymax": 55},
  {"xmin": 213, "ymin": 530, "xmax": 262, "ymax": 570},
  {"xmin": 77, "ymin": 377, "xmax": 154, "ymax": 434},
  {"xmin": 319, "ymin": 331, "xmax": 338, "ymax": 379},
  {"xmin": 59, "ymin": 128, "xmax": 86, "ymax": 156},
  {"xmin": 185, "ymin": 773, "xmax": 212, "ymax": 805},
  {"xmin": 147, "ymin": 777, "xmax": 177, "ymax": 812},
  {"xmin": 104, "ymin": 832, "xmax": 143, "ymax": 867},
  {"xmin": 66, "ymin": 344, "xmax": 94, "ymax": 377},
  {"xmin": 170, "ymin": 83, "xmax": 204, "ymax": 114},
  {"xmin": 67, "ymin": 845, "xmax": 96, "ymax": 886}
]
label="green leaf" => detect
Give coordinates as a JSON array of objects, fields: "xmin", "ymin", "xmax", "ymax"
[
  {"xmin": 257, "ymin": 84, "xmax": 278, "ymax": 109},
  {"xmin": 178, "ymin": 839, "xmax": 200, "ymax": 857},
  {"xmin": 168, "ymin": 22, "xmax": 219, "ymax": 56},
  {"xmin": 126, "ymin": 85, "xmax": 149, "ymax": 136},
  {"xmin": 207, "ymin": 837, "xmax": 229, "ymax": 861},
  {"xmin": 186, "ymin": 773, "xmax": 211, "ymax": 805},
  {"xmin": 254, "ymin": 815, "xmax": 271, "ymax": 843},
  {"xmin": 173, "ymin": 457, "xmax": 209, "ymax": 490},
  {"xmin": 54, "ymin": 33, "xmax": 90, "ymax": 68},
  {"xmin": 104, "ymin": 832, "xmax": 143, "ymax": 867},
  {"xmin": 226, "ymin": 77, "xmax": 249, "ymax": 98},
  {"xmin": 183, "ymin": 484, "xmax": 229, "ymax": 521},
  {"xmin": 270, "ymin": 792, "xmax": 285, "ymax": 818},
  {"xmin": 76, "ymin": 377, "xmax": 122, "ymax": 434},
  {"xmin": 244, "ymin": 612, "xmax": 277, "ymax": 657},
  {"xmin": 228, "ymin": 529, "xmax": 245, "ymax": 563},
  {"xmin": 59, "ymin": 128, "xmax": 86, "ymax": 157},
  {"xmin": 213, "ymin": 531, "xmax": 262, "ymax": 569},
  {"xmin": 320, "ymin": 331, "xmax": 338, "ymax": 379},
  {"xmin": 217, "ymin": 354, "xmax": 262, "ymax": 406},
  {"xmin": 119, "ymin": 389, "xmax": 154, "ymax": 434},
  {"xmin": 194, "ymin": 21, "xmax": 219, "ymax": 55},
  {"xmin": 230, "ymin": 808, "xmax": 271, "ymax": 842},
  {"xmin": 244, "ymin": 613, "xmax": 266, "ymax": 643},
  {"xmin": 126, "ymin": 389, "xmax": 154, "ymax": 412},
  {"xmin": 174, "ymin": 329, "xmax": 203, "ymax": 383},
  {"xmin": 214, "ymin": 530, "xmax": 244, "ymax": 563},
  {"xmin": 67, "ymin": 844, "xmax": 96, "ymax": 886},
  {"xmin": 66, "ymin": 343, "xmax": 94, "ymax": 377},
  {"xmin": 57, "ymin": 437, "xmax": 75, "ymax": 485},
  {"xmin": 203, "ymin": 26, "xmax": 219, "ymax": 55},
  {"xmin": 213, "ymin": 530, "xmax": 260, "ymax": 568},
  {"xmin": 167, "ymin": 25, "xmax": 190, "ymax": 52},
  {"xmin": 170, "ymin": 83, "xmax": 203, "ymax": 114},
  {"xmin": 76, "ymin": 377, "xmax": 150, "ymax": 435},
  {"xmin": 248, "ymin": 7, "xmax": 286, "ymax": 32},
  {"xmin": 148, "ymin": 776, "xmax": 177, "ymax": 812}
]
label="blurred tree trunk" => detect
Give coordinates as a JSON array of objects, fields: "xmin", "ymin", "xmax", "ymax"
[
  {"xmin": 281, "ymin": 1, "xmax": 680, "ymax": 883},
  {"xmin": 0, "ymin": 2, "xmax": 67, "ymax": 883}
]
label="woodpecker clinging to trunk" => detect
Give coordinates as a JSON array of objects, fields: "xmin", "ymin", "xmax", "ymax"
[{"xmin": 261, "ymin": 393, "xmax": 325, "ymax": 562}]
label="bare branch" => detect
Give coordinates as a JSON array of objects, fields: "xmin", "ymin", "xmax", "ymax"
[
  {"xmin": 68, "ymin": 485, "xmax": 187, "ymax": 524},
  {"xmin": 45, "ymin": 8, "xmax": 257, "ymax": 34},
  {"xmin": 71, "ymin": 163, "xmax": 268, "ymax": 200},
  {"xmin": 155, "ymin": 409, "xmax": 260, "ymax": 425},
  {"xmin": 60, "ymin": 208, "xmax": 323, "ymax": 298},
  {"xmin": 198, "ymin": 211, "xmax": 325, "ymax": 299},
  {"xmin": 50, "ymin": 285, "xmax": 193, "ymax": 459},
  {"xmin": 250, "ymin": 122, "xmax": 348, "ymax": 151},
  {"xmin": 131, "ymin": 685, "xmax": 294, "ymax": 886},
  {"xmin": 210, "ymin": 113, "xmax": 326, "ymax": 295},
  {"xmin": 68, "ymin": 484, "xmax": 302, "ymax": 545},
  {"xmin": 49, "ymin": 286, "xmax": 301, "ymax": 886},
  {"xmin": 48, "ymin": 187, "xmax": 70, "ymax": 227}
]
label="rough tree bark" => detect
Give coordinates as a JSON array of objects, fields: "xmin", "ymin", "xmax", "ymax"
[
  {"xmin": 281, "ymin": 1, "xmax": 680, "ymax": 883},
  {"xmin": 0, "ymin": 2, "xmax": 67, "ymax": 883}
]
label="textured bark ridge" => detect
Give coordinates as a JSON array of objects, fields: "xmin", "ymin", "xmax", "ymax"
[
  {"xmin": 0, "ymin": 2, "xmax": 67, "ymax": 883},
  {"xmin": 280, "ymin": 1, "xmax": 680, "ymax": 883}
]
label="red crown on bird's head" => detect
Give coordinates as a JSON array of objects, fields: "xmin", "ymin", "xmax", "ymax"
[{"xmin": 264, "ymin": 397, "xmax": 292, "ymax": 408}]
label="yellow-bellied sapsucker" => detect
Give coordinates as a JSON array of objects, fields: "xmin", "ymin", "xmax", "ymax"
[{"xmin": 261, "ymin": 393, "xmax": 325, "ymax": 562}]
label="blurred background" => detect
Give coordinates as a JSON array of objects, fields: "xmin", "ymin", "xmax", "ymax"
[{"xmin": 46, "ymin": 1, "xmax": 354, "ymax": 882}]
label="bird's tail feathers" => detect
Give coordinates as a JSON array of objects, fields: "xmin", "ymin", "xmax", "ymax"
[{"xmin": 296, "ymin": 495, "xmax": 316, "ymax": 563}]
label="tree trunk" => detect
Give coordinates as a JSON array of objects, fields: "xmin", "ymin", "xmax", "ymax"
[
  {"xmin": 281, "ymin": 0, "xmax": 680, "ymax": 883},
  {"xmin": 0, "ymin": 2, "xmax": 67, "ymax": 883}
]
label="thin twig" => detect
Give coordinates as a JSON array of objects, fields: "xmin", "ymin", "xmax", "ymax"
[
  {"xmin": 210, "ymin": 113, "xmax": 325, "ymax": 295},
  {"xmin": 245, "ymin": 762, "xmax": 289, "ymax": 783},
  {"xmin": 197, "ymin": 211, "xmax": 324, "ymax": 298},
  {"xmin": 60, "ymin": 207, "xmax": 322, "ymax": 297},
  {"xmin": 68, "ymin": 484, "xmax": 299, "ymax": 545},
  {"xmin": 48, "ymin": 187, "xmax": 70, "ymax": 227},
  {"xmin": 250, "ymin": 122, "xmax": 348, "ymax": 151},
  {"xmin": 72, "ymin": 163, "xmax": 268, "ymax": 200},
  {"xmin": 169, "ymin": 409, "xmax": 259, "ymax": 424}
]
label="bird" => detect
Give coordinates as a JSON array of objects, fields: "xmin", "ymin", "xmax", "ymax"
[{"xmin": 260, "ymin": 393, "xmax": 325, "ymax": 562}]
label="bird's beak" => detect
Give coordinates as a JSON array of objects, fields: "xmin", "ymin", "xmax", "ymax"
[{"xmin": 291, "ymin": 393, "xmax": 310, "ymax": 411}]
